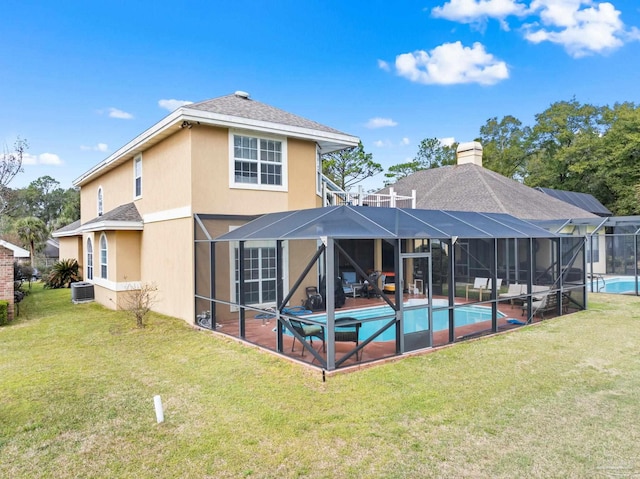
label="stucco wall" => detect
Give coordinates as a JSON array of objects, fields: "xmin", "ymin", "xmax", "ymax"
[
  {"xmin": 139, "ymin": 217, "xmax": 193, "ymax": 322},
  {"xmin": 80, "ymin": 128, "xmax": 192, "ymax": 222},
  {"xmin": 58, "ymin": 236, "xmax": 84, "ymax": 272}
]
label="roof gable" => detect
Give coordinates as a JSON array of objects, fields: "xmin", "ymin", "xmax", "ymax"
[{"xmin": 187, "ymin": 94, "xmax": 347, "ymax": 135}]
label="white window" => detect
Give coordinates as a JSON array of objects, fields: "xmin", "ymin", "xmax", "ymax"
[
  {"xmin": 134, "ymin": 154, "xmax": 142, "ymax": 198},
  {"xmin": 234, "ymin": 246, "xmax": 277, "ymax": 305},
  {"xmin": 86, "ymin": 238, "xmax": 93, "ymax": 280},
  {"xmin": 230, "ymin": 132, "xmax": 287, "ymax": 191},
  {"xmin": 100, "ymin": 234, "xmax": 108, "ymax": 279},
  {"xmin": 97, "ymin": 187, "xmax": 104, "ymax": 216}
]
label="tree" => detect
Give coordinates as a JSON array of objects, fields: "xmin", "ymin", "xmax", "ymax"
[
  {"xmin": 384, "ymin": 160, "xmax": 422, "ymax": 185},
  {"xmin": 15, "ymin": 216, "xmax": 48, "ymax": 267},
  {"xmin": 596, "ymin": 102, "xmax": 640, "ymax": 215},
  {"xmin": 384, "ymin": 138, "xmax": 457, "ymax": 184},
  {"xmin": 322, "ymin": 142, "xmax": 382, "ymax": 190},
  {"xmin": 414, "ymin": 137, "xmax": 457, "ymax": 169},
  {"xmin": 479, "ymin": 116, "xmax": 531, "ymax": 180},
  {"xmin": 0, "ymin": 138, "xmax": 27, "ymax": 214},
  {"xmin": 524, "ymin": 98, "xmax": 603, "ymax": 190}
]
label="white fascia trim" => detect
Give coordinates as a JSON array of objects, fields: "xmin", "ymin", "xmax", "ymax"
[
  {"xmin": 52, "ymin": 229, "xmax": 82, "ymax": 238},
  {"xmin": 74, "ymin": 109, "xmax": 184, "ymax": 186},
  {"xmin": 74, "ymin": 106, "xmax": 359, "ymax": 187},
  {"xmin": 182, "ymin": 109, "xmax": 359, "ymax": 147},
  {"xmin": 143, "ymin": 206, "xmax": 192, "ymax": 224},
  {"xmin": 93, "ymin": 277, "xmax": 142, "ymax": 292},
  {"xmin": 81, "ymin": 221, "xmax": 144, "ymax": 233},
  {"xmin": 53, "ymin": 220, "xmax": 144, "ymax": 237}
]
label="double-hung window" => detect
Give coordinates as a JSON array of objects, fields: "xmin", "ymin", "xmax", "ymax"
[
  {"xmin": 134, "ymin": 154, "xmax": 142, "ymax": 198},
  {"xmin": 231, "ymin": 133, "xmax": 286, "ymax": 190}
]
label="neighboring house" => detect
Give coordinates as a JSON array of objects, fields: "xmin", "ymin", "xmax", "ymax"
[
  {"xmin": 53, "ymin": 92, "xmax": 359, "ymax": 322},
  {"xmin": 0, "ymin": 239, "xmax": 30, "ymax": 263},
  {"xmin": 379, "ymin": 141, "xmax": 599, "ymax": 280},
  {"xmin": 534, "ymin": 187, "xmax": 612, "ymax": 217},
  {"xmin": 379, "ymin": 142, "xmax": 597, "ymax": 222},
  {"xmin": 43, "ymin": 238, "xmax": 60, "ymax": 267}
]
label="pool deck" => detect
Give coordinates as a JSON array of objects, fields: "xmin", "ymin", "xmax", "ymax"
[{"xmin": 207, "ymin": 293, "xmax": 575, "ymax": 371}]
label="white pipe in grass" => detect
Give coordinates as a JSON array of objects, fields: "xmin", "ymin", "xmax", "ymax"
[{"xmin": 154, "ymin": 395, "xmax": 164, "ymax": 423}]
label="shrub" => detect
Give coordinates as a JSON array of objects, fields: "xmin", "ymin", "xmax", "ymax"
[
  {"xmin": 120, "ymin": 282, "xmax": 158, "ymax": 328},
  {"xmin": 13, "ymin": 262, "xmax": 33, "ymax": 282},
  {"xmin": 0, "ymin": 300, "xmax": 8, "ymax": 326},
  {"xmin": 44, "ymin": 259, "xmax": 80, "ymax": 289}
]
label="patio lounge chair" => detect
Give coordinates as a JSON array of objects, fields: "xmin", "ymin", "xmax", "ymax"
[
  {"xmin": 499, "ymin": 283, "xmax": 524, "ymax": 304},
  {"xmin": 289, "ymin": 318, "xmax": 325, "ymax": 356}
]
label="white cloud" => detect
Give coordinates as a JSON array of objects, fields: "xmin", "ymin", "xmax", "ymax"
[
  {"xmin": 525, "ymin": 0, "xmax": 629, "ymax": 57},
  {"xmin": 22, "ymin": 152, "xmax": 62, "ymax": 166},
  {"xmin": 440, "ymin": 137, "xmax": 456, "ymax": 147},
  {"xmin": 377, "ymin": 59, "xmax": 391, "ymax": 71},
  {"xmin": 401, "ymin": 137, "xmax": 410, "ymax": 145},
  {"xmin": 366, "ymin": 117, "xmax": 398, "ymax": 129},
  {"xmin": 432, "ymin": 0, "xmax": 527, "ymax": 29},
  {"xmin": 81, "ymin": 143, "xmax": 108, "ymax": 152},
  {"xmin": 395, "ymin": 41, "xmax": 509, "ymax": 85},
  {"xmin": 373, "ymin": 140, "xmax": 391, "ymax": 148},
  {"xmin": 108, "ymin": 107, "xmax": 134, "ymax": 119},
  {"xmin": 158, "ymin": 99, "xmax": 193, "ymax": 111}
]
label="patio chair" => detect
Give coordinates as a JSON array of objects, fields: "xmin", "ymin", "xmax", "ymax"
[
  {"xmin": 466, "ymin": 277, "xmax": 489, "ymax": 300},
  {"xmin": 334, "ymin": 317, "xmax": 362, "ymax": 360},
  {"xmin": 289, "ymin": 318, "xmax": 325, "ymax": 356},
  {"xmin": 363, "ymin": 271, "xmax": 384, "ymax": 298}
]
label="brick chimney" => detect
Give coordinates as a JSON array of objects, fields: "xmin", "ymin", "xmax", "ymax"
[{"xmin": 456, "ymin": 141, "xmax": 483, "ymax": 166}]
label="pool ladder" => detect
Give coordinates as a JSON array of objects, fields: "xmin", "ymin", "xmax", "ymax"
[{"xmin": 590, "ymin": 273, "xmax": 606, "ymax": 292}]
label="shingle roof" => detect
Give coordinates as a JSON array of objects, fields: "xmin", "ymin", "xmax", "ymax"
[
  {"xmin": 187, "ymin": 93, "xmax": 348, "ymax": 135},
  {"xmin": 83, "ymin": 203, "xmax": 142, "ymax": 225},
  {"xmin": 379, "ymin": 163, "xmax": 597, "ymax": 221},
  {"xmin": 54, "ymin": 219, "xmax": 81, "ymax": 234},
  {"xmin": 535, "ymin": 187, "xmax": 612, "ymax": 217}
]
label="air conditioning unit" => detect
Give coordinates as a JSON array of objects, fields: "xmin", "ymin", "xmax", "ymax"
[{"xmin": 71, "ymin": 281, "xmax": 95, "ymax": 304}]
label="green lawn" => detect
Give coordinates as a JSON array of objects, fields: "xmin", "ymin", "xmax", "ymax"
[{"xmin": 1, "ymin": 285, "xmax": 640, "ymax": 478}]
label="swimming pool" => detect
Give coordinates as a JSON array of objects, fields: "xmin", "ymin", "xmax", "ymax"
[
  {"xmin": 592, "ymin": 276, "xmax": 640, "ymax": 294},
  {"xmin": 298, "ymin": 299, "xmax": 505, "ymax": 342}
]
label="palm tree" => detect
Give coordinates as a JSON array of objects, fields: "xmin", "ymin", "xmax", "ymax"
[{"xmin": 15, "ymin": 216, "xmax": 48, "ymax": 267}]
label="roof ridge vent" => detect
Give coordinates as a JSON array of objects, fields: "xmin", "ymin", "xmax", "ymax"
[{"xmin": 234, "ymin": 90, "xmax": 250, "ymax": 99}]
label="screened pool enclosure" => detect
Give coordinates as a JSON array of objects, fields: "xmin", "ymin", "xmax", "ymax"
[{"xmin": 195, "ymin": 206, "xmax": 587, "ymax": 371}]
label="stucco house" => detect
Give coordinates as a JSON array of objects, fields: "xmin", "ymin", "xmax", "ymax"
[{"xmin": 53, "ymin": 92, "xmax": 359, "ymax": 322}]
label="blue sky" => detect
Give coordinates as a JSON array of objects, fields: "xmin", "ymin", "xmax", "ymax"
[{"xmin": 2, "ymin": 0, "xmax": 639, "ymax": 192}]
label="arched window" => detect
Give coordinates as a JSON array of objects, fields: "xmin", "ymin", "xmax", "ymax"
[
  {"xmin": 100, "ymin": 234, "xmax": 108, "ymax": 279},
  {"xmin": 86, "ymin": 238, "xmax": 93, "ymax": 280},
  {"xmin": 97, "ymin": 187, "xmax": 104, "ymax": 216}
]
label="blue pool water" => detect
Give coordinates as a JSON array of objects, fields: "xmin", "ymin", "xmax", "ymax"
[
  {"xmin": 592, "ymin": 276, "xmax": 640, "ymax": 294},
  {"xmin": 299, "ymin": 300, "xmax": 505, "ymax": 342}
]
